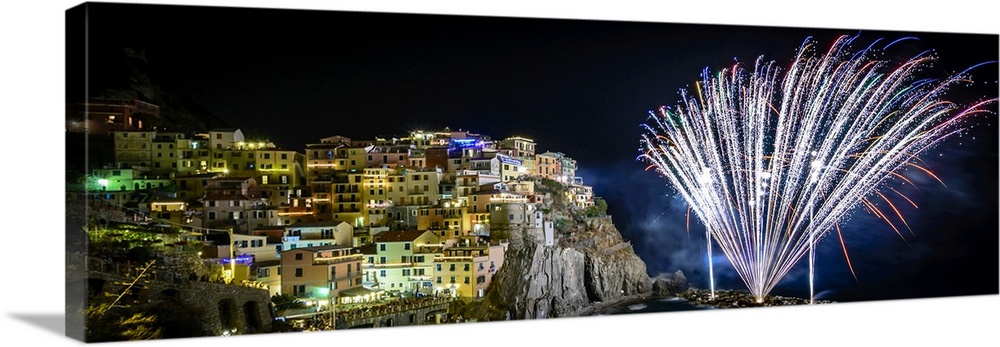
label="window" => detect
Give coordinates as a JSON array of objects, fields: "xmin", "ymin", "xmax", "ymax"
[
  {"xmin": 380, "ymin": 270, "xmax": 386, "ymax": 277},
  {"xmin": 379, "ymin": 257, "xmax": 386, "ymax": 264},
  {"xmin": 379, "ymin": 244, "xmax": 386, "ymax": 251},
  {"xmin": 436, "ymin": 264, "xmax": 442, "ymax": 271},
  {"xmin": 331, "ymin": 267, "xmax": 336, "ymax": 277},
  {"xmin": 293, "ymin": 285, "xmax": 305, "ymax": 296},
  {"xmin": 263, "ymin": 153, "xmax": 270, "ymax": 159},
  {"xmin": 465, "ymin": 277, "xmax": 470, "ymax": 284},
  {"xmin": 295, "ymin": 268, "xmax": 303, "ymax": 277},
  {"xmin": 402, "ymin": 269, "xmax": 411, "ymax": 276},
  {"xmin": 404, "ymin": 243, "xmax": 411, "ymax": 250},
  {"xmin": 261, "ymin": 176, "xmax": 268, "ymax": 185},
  {"xmin": 450, "ymin": 276, "xmax": 456, "ymax": 283},
  {"xmin": 449, "ymin": 264, "xmax": 456, "ymax": 271},
  {"xmin": 281, "ymin": 153, "xmax": 287, "ymax": 160},
  {"xmin": 368, "ymin": 257, "xmax": 374, "ymax": 264},
  {"xmin": 464, "ymin": 264, "xmax": 470, "ymax": 271},
  {"xmin": 436, "ymin": 277, "xmax": 441, "ymax": 284},
  {"xmin": 295, "ymin": 253, "xmax": 303, "ymax": 260}
]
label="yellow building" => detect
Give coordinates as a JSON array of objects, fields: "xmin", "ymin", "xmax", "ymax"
[
  {"xmin": 497, "ymin": 136, "xmax": 537, "ymax": 160},
  {"xmin": 174, "ymin": 134, "xmax": 211, "ymax": 175},
  {"xmin": 253, "ymin": 259, "xmax": 282, "ymax": 297},
  {"xmin": 150, "ymin": 132, "xmax": 184, "ymax": 174},
  {"xmin": 173, "ymin": 172, "xmax": 218, "ymax": 202},
  {"xmin": 363, "ymin": 230, "xmax": 440, "ymax": 295},
  {"xmin": 361, "ymin": 168, "xmax": 391, "ymax": 227},
  {"xmin": 304, "ymin": 137, "xmax": 366, "ymax": 219},
  {"xmin": 331, "ymin": 171, "xmax": 364, "ymax": 225},
  {"xmin": 386, "ymin": 168, "xmax": 442, "ymax": 206},
  {"xmin": 147, "ymin": 198, "xmax": 190, "ymax": 225},
  {"xmin": 415, "ymin": 198, "xmax": 485, "ymax": 240},
  {"xmin": 432, "ymin": 237, "xmax": 508, "ymax": 298},
  {"xmin": 112, "ymin": 130, "xmax": 154, "ymax": 169}
]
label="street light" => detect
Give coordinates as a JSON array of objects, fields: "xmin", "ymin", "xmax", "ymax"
[{"xmin": 223, "ymin": 227, "xmax": 235, "ymax": 283}]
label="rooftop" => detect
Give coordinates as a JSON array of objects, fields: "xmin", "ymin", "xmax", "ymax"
[{"xmin": 377, "ymin": 230, "xmax": 428, "ymax": 243}]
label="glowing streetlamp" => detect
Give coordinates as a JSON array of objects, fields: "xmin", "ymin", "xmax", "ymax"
[{"xmin": 223, "ymin": 227, "xmax": 235, "ymax": 283}]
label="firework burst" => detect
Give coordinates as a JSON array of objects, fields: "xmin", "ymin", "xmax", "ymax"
[{"xmin": 638, "ymin": 35, "xmax": 997, "ymax": 302}]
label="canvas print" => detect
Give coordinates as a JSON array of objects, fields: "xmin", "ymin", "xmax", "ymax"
[{"xmin": 64, "ymin": 2, "xmax": 999, "ymax": 343}]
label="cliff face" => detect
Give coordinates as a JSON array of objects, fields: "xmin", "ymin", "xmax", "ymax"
[{"xmin": 471, "ymin": 184, "xmax": 652, "ymax": 320}]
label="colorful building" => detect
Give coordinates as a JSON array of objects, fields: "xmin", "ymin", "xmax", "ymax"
[
  {"xmin": 363, "ymin": 230, "xmax": 440, "ymax": 295},
  {"xmin": 432, "ymin": 237, "xmax": 508, "ymax": 298},
  {"xmin": 280, "ymin": 245, "xmax": 365, "ymax": 308}
]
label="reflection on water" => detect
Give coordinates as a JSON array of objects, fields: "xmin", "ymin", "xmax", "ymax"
[{"xmin": 599, "ymin": 297, "xmax": 713, "ymax": 315}]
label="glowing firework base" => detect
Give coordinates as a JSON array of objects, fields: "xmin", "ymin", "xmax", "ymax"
[{"xmin": 678, "ymin": 288, "xmax": 834, "ymax": 308}]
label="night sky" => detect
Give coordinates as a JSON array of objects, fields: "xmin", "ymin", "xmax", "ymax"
[{"xmin": 78, "ymin": 3, "xmax": 998, "ymax": 303}]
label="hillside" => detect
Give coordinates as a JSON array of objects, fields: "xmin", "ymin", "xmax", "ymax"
[{"xmin": 455, "ymin": 179, "xmax": 654, "ymax": 320}]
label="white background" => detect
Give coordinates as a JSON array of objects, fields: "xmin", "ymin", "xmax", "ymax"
[{"xmin": 1, "ymin": 1, "xmax": 997, "ymax": 346}]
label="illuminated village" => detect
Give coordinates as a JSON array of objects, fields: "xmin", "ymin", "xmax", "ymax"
[{"xmin": 66, "ymin": 98, "xmax": 603, "ymax": 337}]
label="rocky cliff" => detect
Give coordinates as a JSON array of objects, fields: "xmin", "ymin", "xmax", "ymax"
[{"xmin": 459, "ymin": 180, "xmax": 653, "ymax": 320}]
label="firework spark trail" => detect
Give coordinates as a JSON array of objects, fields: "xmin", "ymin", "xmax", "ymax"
[{"xmin": 638, "ymin": 35, "xmax": 997, "ymax": 302}]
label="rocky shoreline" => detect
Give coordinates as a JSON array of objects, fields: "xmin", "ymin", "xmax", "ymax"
[
  {"xmin": 574, "ymin": 292, "xmax": 655, "ymax": 316},
  {"xmin": 577, "ymin": 287, "xmax": 833, "ymax": 316},
  {"xmin": 677, "ymin": 288, "xmax": 834, "ymax": 308}
]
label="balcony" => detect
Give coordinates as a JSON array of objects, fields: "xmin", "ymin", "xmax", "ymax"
[
  {"xmin": 433, "ymin": 255, "xmax": 474, "ymax": 262},
  {"xmin": 370, "ymin": 262, "xmax": 415, "ymax": 268},
  {"xmin": 331, "ymin": 272, "xmax": 363, "ymax": 282},
  {"xmin": 313, "ymin": 254, "xmax": 363, "ymax": 265}
]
